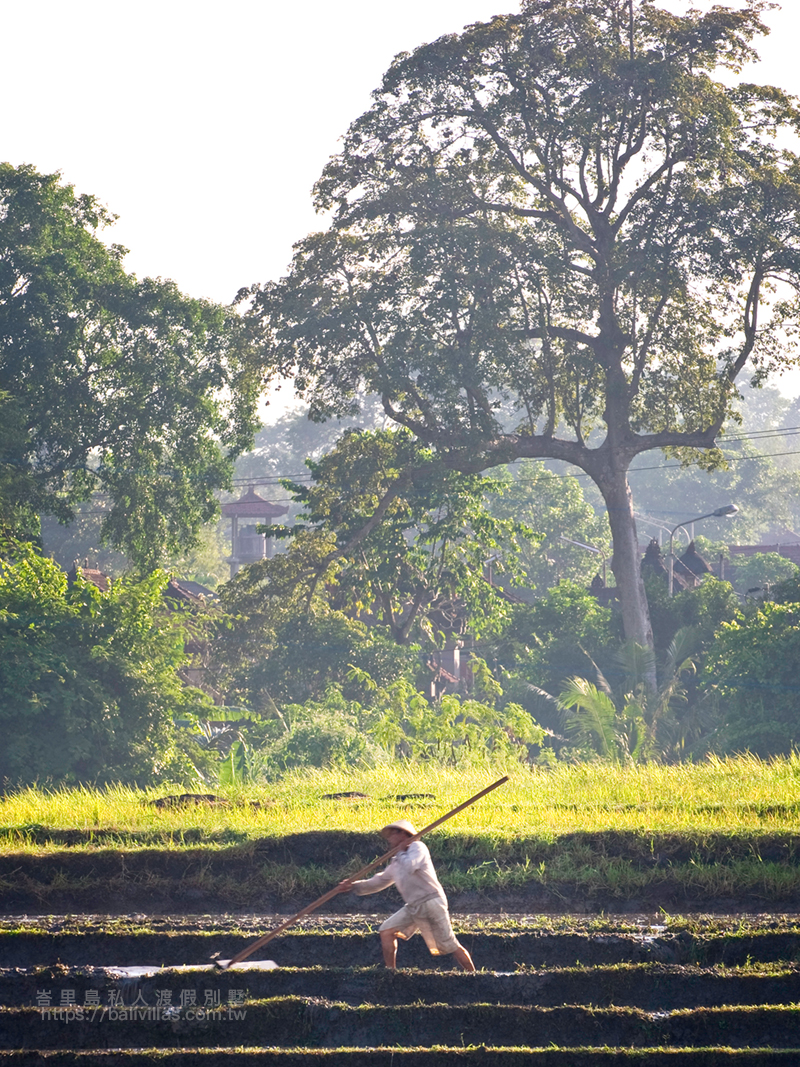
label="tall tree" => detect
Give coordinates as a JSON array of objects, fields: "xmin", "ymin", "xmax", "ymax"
[
  {"xmin": 0, "ymin": 164, "xmax": 263, "ymax": 569},
  {"xmin": 244, "ymin": 0, "xmax": 800, "ymax": 659}
]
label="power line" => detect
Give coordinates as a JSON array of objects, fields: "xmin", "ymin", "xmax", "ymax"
[
  {"xmin": 231, "ymin": 447, "xmax": 800, "ymax": 493},
  {"xmin": 231, "ymin": 425, "xmax": 800, "ymax": 488},
  {"xmin": 718, "ymin": 425, "xmax": 800, "ymax": 441},
  {"xmin": 627, "ymin": 447, "xmax": 800, "ymax": 477},
  {"xmin": 64, "ymin": 443, "xmax": 800, "ymax": 512},
  {"xmin": 46, "ymin": 425, "xmax": 800, "ymax": 505},
  {"xmin": 230, "ymin": 473, "xmax": 312, "ymax": 485}
]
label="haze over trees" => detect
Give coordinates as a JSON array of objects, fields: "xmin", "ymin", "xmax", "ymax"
[
  {"xmin": 8, "ymin": 3, "xmax": 800, "ymax": 785},
  {"xmin": 244, "ymin": 0, "xmax": 800, "ymax": 660}
]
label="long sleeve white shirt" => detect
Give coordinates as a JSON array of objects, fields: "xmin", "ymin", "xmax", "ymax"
[{"xmin": 351, "ymin": 840, "xmax": 446, "ymax": 905}]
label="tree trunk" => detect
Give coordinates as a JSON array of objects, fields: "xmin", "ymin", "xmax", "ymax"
[{"xmin": 597, "ymin": 466, "xmax": 656, "ymax": 683}]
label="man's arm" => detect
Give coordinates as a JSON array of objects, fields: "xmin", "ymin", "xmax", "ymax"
[{"xmin": 337, "ymin": 866, "xmax": 396, "ymax": 895}]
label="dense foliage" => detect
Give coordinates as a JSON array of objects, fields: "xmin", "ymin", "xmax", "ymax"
[
  {"xmin": 219, "ymin": 429, "xmax": 533, "ymax": 679},
  {"xmin": 705, "ymin": 601, "xmax": 800, "ymax": 757},
  {"xmin": 240, "ymin": 664, "xmax": 545, "ymax": 779},
  {"xmin": 0, "ymin": 544, "xmax": 210, "ymax": 787},
  {"xmin": 489, "ymin": 462, "xmax": 610, "ymax": 594}
]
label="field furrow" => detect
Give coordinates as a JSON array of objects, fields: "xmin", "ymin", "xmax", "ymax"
[{"xmin": 2, "ymin": 914, "xmax": 799, "ymax": 1062}]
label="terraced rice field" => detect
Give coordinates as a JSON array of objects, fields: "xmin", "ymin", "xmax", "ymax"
[
  {"xmin": 4, "ymin": 764, "xmax": 800, "ymax": 1060},
  {"xmin": 3, "ymin": 913, "xmax": 800, "ymax": 1064}
]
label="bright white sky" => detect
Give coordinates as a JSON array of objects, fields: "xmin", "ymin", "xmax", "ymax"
[
  {"xmin": 3, "ymin": 0, "xmax": 513, "ymax": 303},
  {"xmin": 4, "ymin": 1, "xmax": 800, "ymax": 395}
]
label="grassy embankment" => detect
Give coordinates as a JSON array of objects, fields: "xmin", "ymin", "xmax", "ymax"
[{"xmin": 1, "ymin": 756, "xmax": 800, "ymax": 909}]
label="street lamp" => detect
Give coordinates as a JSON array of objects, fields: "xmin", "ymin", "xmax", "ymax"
[
  {"xmin": 560, "ymin": 535, "xmax": 608, "ymax": 586},
  {"xmin": 668, "ymin": 505, "xmax": 739, "ymax": 596}
]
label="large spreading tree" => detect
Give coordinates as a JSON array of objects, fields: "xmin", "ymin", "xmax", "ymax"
[
  {"xmin": 244, "ymin": 0, "xmax": 800, "ymax": 656},
  {"xmin": 0, "ymin": 163, "xmax": 263, "ymax": 569}
]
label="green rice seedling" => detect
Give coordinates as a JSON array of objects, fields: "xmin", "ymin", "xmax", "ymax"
[{"xmin": 3, "ymin": 756, "xmax": 800, "ymax": 850}]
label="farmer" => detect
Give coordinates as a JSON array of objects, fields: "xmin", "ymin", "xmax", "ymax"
[{"xmin": 337, "ymin": 819, "xmax": 475, "ymax": 971}]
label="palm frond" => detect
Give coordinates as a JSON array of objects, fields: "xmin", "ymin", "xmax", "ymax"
[
  {"xmin": 663, "ymin": 626, "xmax": 698, "ymax": 680},
  {"xmin": 524, "ymin": 682, "xmax": 563, "ymax": 711},
  {"xmin": 614, "ymin": 640, "xmax": 656, "ymax": 693},
  {"xmin": 559, "ymin": 676, "xmax": 618, "ymax": 759},
  {"xmin": 578, "ymin": 643, "xmax": 613, "ymax": 697}
]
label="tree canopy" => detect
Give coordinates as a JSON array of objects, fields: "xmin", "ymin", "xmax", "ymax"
[
  {"xmin": 0, "ymin": 163, "xmax": 263, "ymax": 569},
  {"xmin": 224, "ymin": 428, "xmax": 530, "ymax": 650},
  {"xmin": 489, "ymin": 461, "xmax": 610, "ymax": 594},
  {"xmin": 244, "ymin": 0, "xmax": 800, "ymax": 656}
]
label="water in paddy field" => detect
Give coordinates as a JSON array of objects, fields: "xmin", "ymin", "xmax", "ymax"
[{"xmin": 107, "ymin": 961, "xmax": 279, "ymax": 977}]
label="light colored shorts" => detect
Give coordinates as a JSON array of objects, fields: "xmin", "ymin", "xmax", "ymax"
[{"xmin": 379, "ymin": 895, "xmax": 462, "ymax": 956}]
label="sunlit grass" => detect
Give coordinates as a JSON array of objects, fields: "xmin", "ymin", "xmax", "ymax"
[{"xmin": 1, "ymin": 754, "xmax": 799, "ymax": 851}]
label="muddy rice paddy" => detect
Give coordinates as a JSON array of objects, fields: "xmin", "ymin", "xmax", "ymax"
[
  {"xmin": 3, "ymin": 818, "xmax": 800, "ymax": 1063},
  {"xmin": 2, "ymin": 912, "xmax": 800, "ymax": 1064}
]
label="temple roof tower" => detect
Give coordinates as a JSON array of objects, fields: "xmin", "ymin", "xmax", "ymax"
[
  {"xmin": 221, "ymin": 486, "xmax": 288, "ymax": 578},
  {"xmin": 678, "ymin": 540, "xmax": 712, "ymax": 579}
]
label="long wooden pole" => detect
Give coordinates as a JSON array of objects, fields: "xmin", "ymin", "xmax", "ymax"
[{"xmin": 217, "ymin": 775, "xmax": 509, "ymax": 969}]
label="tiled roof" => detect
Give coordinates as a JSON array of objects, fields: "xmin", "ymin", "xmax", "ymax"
[
  {"xmin": 67, "ymin": 566, "xmax": 110, "ymax": 592},
  {"xmin": 220, "ymin": 485, "xmax": 289, "ymax": 519}
]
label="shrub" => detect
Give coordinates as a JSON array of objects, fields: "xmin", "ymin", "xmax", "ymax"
[
  {"xmin": 0, "ymin": 544, "xmax": 208, "ymax": 787},
  {"xmin": 704, "ymin": 602, "xmax": 800, "ymax": 757}
]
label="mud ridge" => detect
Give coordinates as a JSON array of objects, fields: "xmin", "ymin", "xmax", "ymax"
[
  {"xmin": 5, "ymin": 914, "xmax": 800, "ymax": 1062},
  {"xmin": 4, "ymin": 923, "xmax": 800, "ymax": 969}
]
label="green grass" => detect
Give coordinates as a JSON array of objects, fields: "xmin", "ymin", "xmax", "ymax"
[{"xmin": 1, "ymin": 755, "xmax": 800, "ymax": 851}]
